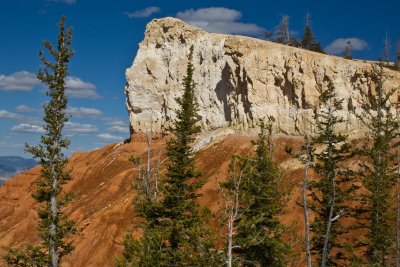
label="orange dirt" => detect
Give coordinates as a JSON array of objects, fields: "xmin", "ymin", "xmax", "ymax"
[{"xmin": 0, "ymin": 134, "xmax": 311, "ymax": 266}]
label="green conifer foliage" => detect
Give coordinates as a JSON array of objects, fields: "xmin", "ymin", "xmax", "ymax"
[
  {"xmin": 2, "ymin": 16, "xmax": 75, "ymax": 267},
  {"xmin": 309, "ymin": 83, "xmax": 355, "ymax": 266},
  {"xmin": 116, "ymin": 46, "xmax": 222, "ymax": 267},
  {"xmin": 235, "ymin": 119, "xmax": 289, "ymax": 267},
  {"xmin": 301, "ymin": 24, "xmax": 324, "ymax": 53},
  {"xmin": 356, "ymin": 64, "xmax": 400, "ymax": 266}
]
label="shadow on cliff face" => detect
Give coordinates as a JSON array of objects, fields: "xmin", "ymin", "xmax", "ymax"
[
  {"xmin": 215, "ymin": 62, "xmax": 253, "ymax": 126},
  {"xmin": 215, "ymin": 63, "xmax": 234, "ymax": 123}
]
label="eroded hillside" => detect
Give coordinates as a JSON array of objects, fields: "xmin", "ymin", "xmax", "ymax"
[{"xmin": 0, "ymin": 134, "xmax": 306, "ymax": 267}]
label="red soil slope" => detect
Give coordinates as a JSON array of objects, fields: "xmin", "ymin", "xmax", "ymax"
[{"xmin": 0, "ymin": 134, "xmax": 306, "ymax": 266}]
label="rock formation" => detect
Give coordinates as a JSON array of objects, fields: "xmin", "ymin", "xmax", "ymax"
[{"xmin": 125, "ymin": 17, "xmax": 400, "ymax": 136}]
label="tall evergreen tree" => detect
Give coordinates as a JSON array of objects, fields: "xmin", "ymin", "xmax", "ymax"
[
  {"xmin": 309, "ymin": 83, "xmax": 355, "ymax": 266},
  {"xmin": 116, "ymin": 46, "xmax": 222, "ymax": 267},
  {"xmin": 2, "ymin": 16, "xmax": 76, "ymax": 267},
  {"xmin": 301, "ymin": 13, "xmax": 324, "ymax": 53},
  {"xmin": 235, "ymin": 119, "xmax": 289, "ymax": 267},
  {"xmin": 356, "ymin": 64, "xmax": 400, "ymax": 265}
]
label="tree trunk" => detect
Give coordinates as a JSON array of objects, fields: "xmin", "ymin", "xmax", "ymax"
[
  {"xmin": 303, "ymin": 141, "xmax": 312, "ymax": 267},
  {"xmin": 227, "ymin": 217, "xmax": 233, "ymax": 267},
  {"xmin": 145, "ymin": 132, "xmax": 151, "ymax": 200},
  {"xmin": 50, "ymin": 163, "xmax": 59, "ymax": 267},
  {"xmin": 321, "ymin": 107, "xmax": 336, "ymax": 267}
]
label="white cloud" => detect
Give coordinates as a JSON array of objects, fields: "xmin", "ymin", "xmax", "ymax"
[
  {"xmin": 176, "ymin": 7, "xmax": 265, "ymax": 36},
  {"xmin": 124, "ymin": 6, "xmax": 161, "ymax": 18},
  {"xmin": 0, "ymin": 71, "xmax": 40, "ymax": 92},
  {"xmin": 67, "ymin": 106, "xmax": 103, "ymax": 118},
  {"xmin": 97, "ymin": 133, "xmax": 124, "ymax": 141},
  {"xmin": 101, "ymin": 119, "xmax": 129, "ymax": 133},
  {"xmin": 0, "ymin": 110, "xmax": 25, "ymax": 120},
  {"xmin": 65, "ymin": 76, "xmax": 100, "ymax": 99},
  {"xmin": 108, "ymin": 120, "xmax": 126, "ymax": 127},
  {"xmin": 65, "ymin": 121, "xmax": 98, "ymax": 134},
  {"xmin": 11, "ymin": 123, "xmax": 45, "ymax": 134},
  {"xmin": 0, "ymin": 109, "xmax": 41, "ymax": 125},
  {"xmin": 325, "ymin": 38, "xmax": 369, "ymax": 55},
  {"xmin": 16, "ymin": 105, "xmax": 38, "ymax": 113},
  {"xmin": 108, "ymin": 125, "xmax": 129, "ymax": 134}
]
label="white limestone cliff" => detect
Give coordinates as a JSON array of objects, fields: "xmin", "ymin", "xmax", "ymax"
[{"xmin": 125, "ymin": 17, "xmax": 400, "ymax": 136}]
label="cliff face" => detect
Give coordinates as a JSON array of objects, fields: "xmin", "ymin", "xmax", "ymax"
[{"xmin": 126, "ymin": 17, "xmax": 400, "ymax": 136}]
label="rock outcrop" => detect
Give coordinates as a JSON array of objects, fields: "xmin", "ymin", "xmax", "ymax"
[{"xmin": 126, "ymin": 17, "xmax": 400, "ymax": 136}]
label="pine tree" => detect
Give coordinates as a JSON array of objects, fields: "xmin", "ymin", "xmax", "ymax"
[
  {"xmin": 301, "ymin": 13, "xmax": 324, "ymax": 53},
  {"xmin": 355, "ymin": 64, "xmax": 400, "ymax": 265},
  {"xmin": 309, "ymin": 83, "xmax": 355, "ymax": 266},
  {"xmin": 235, "ymin": 118, "xmax": 289, "ymax": 266},
  {"xmin": 116, "ymin": 46, "xmax": 222, "ymax": 266},
  {"xmin": 2, "ymin": 16, "xmax": 76, "ymax": 267}
]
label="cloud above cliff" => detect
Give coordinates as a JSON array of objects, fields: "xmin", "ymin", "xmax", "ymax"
[
  {"xmin": 65, "ymin": 76, "xmax": 100, "ymax": 99},
  {"xmin": 124, "ymin": 6, "xmax": 161, "ymax": 18},
  {"xmin": 176, "ymin": 7, "xmax": 265, "ymax": 36},
  {"xmin": 65, "ymin": 122, "xmax": 98, "ymax": 134},
  {"xmin": 97, "ymin": 133, "xmax": 124, "ymax": 141},
  {"xmin": 325, "ymin": 38, "xmax": 369, "ymax": 55},
  {"xmin": 0, "ymin": 71, "xmax": 40, "ymax": 92},
  {"xmin": 67, "ymin": 106, "xmax": 103, "ymax": 118}
]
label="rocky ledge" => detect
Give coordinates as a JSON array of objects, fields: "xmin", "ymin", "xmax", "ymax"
[{"xmin": 125, "ymin": 17, "xmax": 400, "ymax": 136}]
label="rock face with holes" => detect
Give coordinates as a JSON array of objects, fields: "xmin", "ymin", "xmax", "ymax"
[{"xmin": 125, "ymin": 17, "xmax": 400, "ymax": 136}]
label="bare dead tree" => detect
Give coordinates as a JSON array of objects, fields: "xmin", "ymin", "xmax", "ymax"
[
  {"xmin": 396, "ymin": 41, "xmax": 400, "ymax": 70},
  {"xmin": 384, "ymin": 31, "xmax": 391, "ymax": 65},
  {"xmin": 275, "ymin": 15, "xmax": 290, "ymax": 44},
  {"xmin": 344, "ymin": 40, "xmax": 352, "ymax": 59},
  {"xmin": 220, "ymin": 156, "xmax": 247, "ymax": 267},
  {"xmin": 130, "ymin": 116, "xmax": 161, "ymax": 203}
]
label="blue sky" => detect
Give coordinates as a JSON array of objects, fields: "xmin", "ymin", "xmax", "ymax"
[{"xmin": 0, "ymin": 0, "xmax": 399, "ymax": 157}]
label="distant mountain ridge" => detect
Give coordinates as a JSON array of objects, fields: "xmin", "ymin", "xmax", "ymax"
[{"xmin": 0, "ymin": 156, "xmax": 37, "ymax": 185}]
